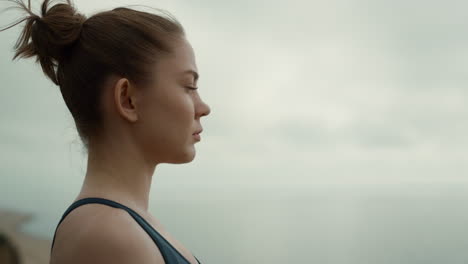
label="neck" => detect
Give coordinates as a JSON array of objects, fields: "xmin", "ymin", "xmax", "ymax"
[{"xmin": 77, "ymin": 135, "xmax": 156, "ymax": 213}]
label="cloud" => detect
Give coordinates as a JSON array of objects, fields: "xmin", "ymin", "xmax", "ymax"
[{"xmin": 0, "ymin": 0, "xmax": 467, "ymax": 189}]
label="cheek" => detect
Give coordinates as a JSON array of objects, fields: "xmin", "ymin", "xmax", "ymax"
[
  {"xmin": 140, "ymin": 93, "xmax": 195, "ymax": 143},
  {"xmin": 159, "ymin": 93, "xmax": 194, "ymax": 125},
  {"xmin": 143, "ymin": 96, "xmax": 196, "ymax": 163}
]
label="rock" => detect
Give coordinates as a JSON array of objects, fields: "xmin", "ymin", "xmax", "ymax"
[{"xmin": 0, "ymin": 209, "xmax": 51, "ymax": 264}]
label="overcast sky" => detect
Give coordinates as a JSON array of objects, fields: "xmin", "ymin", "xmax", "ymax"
[{"xmin": 1, "ymin": 0, "xmax": 467, "ymax": 202}]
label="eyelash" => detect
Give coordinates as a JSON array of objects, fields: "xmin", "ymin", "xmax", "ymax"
[{"xmin": 185, "ymin": 86, "xmax": 198, "ymax": 91}]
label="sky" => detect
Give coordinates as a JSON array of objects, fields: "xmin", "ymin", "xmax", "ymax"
[{"xmin": 1, "ymin": 0, "xmax": 467, "ymax": 203}]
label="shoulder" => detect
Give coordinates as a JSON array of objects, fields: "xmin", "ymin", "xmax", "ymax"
[{"xmin": 51, "ymin": 203, "xmax": 165, "ymax": 264}]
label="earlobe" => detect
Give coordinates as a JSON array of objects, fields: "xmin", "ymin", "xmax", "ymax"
[{"xmin": 114, "ymin": 78, "xmax": 139, "ymax": 122}]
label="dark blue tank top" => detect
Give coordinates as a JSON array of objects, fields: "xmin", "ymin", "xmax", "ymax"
[{"xmin": 50, "ymin": 197, "xmax": 201, "ymax": 264}]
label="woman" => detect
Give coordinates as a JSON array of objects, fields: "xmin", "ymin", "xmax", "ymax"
[{"xmin": 1, "ymin": 0, "xmax": 211, "ymax": 263}]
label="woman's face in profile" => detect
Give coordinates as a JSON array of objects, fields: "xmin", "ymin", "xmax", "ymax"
[{"xmin": 135, "ymin": 37, "xmax": 211, "ymax": 164}]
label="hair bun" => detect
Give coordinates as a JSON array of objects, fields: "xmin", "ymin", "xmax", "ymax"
[
  {"xmin": 32, "ymin": 1, "xmax": 86, "ymax": 61},
  {"xmin": 0, "ymin": 0, "xmax": 87, "ymax": 85}
]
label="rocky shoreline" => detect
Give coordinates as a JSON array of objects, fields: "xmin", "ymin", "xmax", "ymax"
[{"xmin": 0, "ymin": 209, "xmax": 51, "ymax": 264}]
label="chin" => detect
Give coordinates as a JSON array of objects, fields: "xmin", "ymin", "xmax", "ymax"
[{"xmin": 166, "ymin": 149, "xmax": 196, "ymax": 164}]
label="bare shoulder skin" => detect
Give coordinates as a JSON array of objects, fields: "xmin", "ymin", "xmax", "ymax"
[{"xmin": 50, "ymin": 204, "xmax": 165, "ymax": 264}]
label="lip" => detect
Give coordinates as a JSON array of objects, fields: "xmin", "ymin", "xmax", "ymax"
[{"xmin": 193, "ymin": 128, "xmax": 202, "ymax": 141}]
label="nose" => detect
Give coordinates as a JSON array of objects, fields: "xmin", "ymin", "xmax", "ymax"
[{"xmin": 196, "ymin": 99, "xmax": 211, "ymax": 118}]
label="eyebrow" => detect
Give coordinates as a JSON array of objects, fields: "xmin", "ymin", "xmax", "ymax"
[{"xmin": 182, "ymin": 70, "xmax": 199, "ymax": 82}]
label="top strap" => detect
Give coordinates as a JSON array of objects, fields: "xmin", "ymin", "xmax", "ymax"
[
  {"xmin": 50, "ymin": 197, "xmax": 132, "ymax": 252},
  {"xmin": 49, "ymin": 197, "xmax": 198, "ymax": 263}
]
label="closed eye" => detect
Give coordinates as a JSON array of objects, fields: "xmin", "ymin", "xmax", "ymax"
[{"xmin": 185, "ymin": 86, "xmax": 198, "ymax": 91}]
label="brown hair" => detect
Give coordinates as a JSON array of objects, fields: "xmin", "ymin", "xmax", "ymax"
[{"xmin": 0, "ymin": 0, "xmax": 185, "ymax": 149}]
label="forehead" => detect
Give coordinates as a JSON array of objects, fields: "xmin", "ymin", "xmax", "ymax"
[{"xmin": 156, "ymin": 38, "xmax": 197, "ymax": 77}]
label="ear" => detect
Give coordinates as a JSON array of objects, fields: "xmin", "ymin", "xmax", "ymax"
[{"xmin": 114, "ymin": 78, "xmax": 139, "ymax": 122}]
